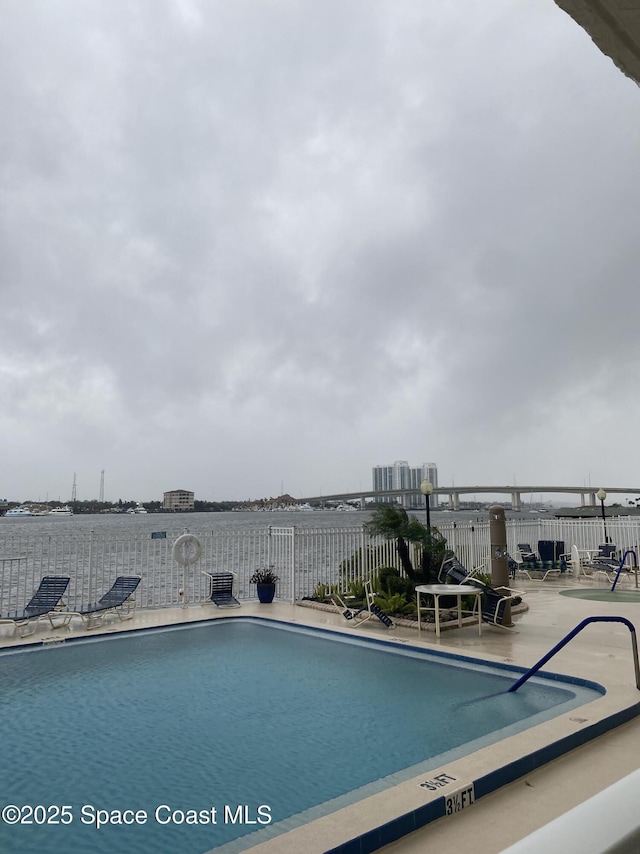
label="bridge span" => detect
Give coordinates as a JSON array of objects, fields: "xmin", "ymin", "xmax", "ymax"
[{"xmin": 299, "ymin": 486, "xmax": 640, "ymax": 511}]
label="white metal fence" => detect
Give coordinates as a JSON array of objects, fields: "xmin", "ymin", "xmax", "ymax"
[{"xmin": 0, "ymin": 517, "xmax": 638, "ymax": 617}]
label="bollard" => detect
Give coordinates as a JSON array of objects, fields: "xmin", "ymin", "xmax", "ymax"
[{"xmin": 489, "ymin": 504, "xmax": 512, "ymax": 626}]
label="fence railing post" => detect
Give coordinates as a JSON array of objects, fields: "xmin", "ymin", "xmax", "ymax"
[
  {"xmin": 88, "ymin": 529, "xmax": 94, "ymax": 608},
  {"xmin": 290, "ymin": 527, "xmax": 296, "ymax": 604}
]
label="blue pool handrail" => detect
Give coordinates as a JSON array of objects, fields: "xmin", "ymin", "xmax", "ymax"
[
  {"xmin": 611, "ymin": 549, "xmax": 639, "ymax": 592},
  {"xmin": 508, "ymin": 616, "xmax": 640, "ymax": 693}
]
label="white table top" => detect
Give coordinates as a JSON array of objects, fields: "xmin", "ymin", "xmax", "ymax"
[{"xmin": 415, "ymin": 584, "xmax": 482, "ymax": 595}]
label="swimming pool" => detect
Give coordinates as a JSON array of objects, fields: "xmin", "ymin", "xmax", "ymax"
[{"xmin": 0, "ymin": 618, "xmax": 603, "ymax": 853}]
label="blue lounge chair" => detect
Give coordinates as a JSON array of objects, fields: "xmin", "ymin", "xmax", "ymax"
[
  {"xmin": 438, "ymin": 556, "xmax": 471, "ymax": 585},
  {"xmin": 438, "ymin": 556, "xmax": 489, "ymax": 585},
  {"xmin": 54, "ymin": 576, "xmax": 141, "ymax": 628},
  {"xmin": 515, "ymin": 542, "xmax": 567, "ymax": 581},
  {"xmin": 0, "ymin": 576, "xmax": 70, "ymax": 637},
  {"xmin": 439, "ymin": 557, "xmax": 525, "ymax": 630},
  {"xmin": 585, "ymin": 548, "xmax": 636, "ymax": 584},
  {"xmin": 331, "ymin": 580, "xmax": 395, "ymax": 629},
  {"xmin": 475, "ymin": 585, "xmax": 520, "ymax": 629},
  {"xmin": 201, "ymin": 571, "xmax": 240, "ymax": 607},
  {"xmin": 517, "ymin": 543, "xmax": 537, "ymax": 563}
]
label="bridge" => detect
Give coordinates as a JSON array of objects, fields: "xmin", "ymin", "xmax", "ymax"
[{"xmin": 299, "ymin": 486, "xmax": 640, "ymax": 511}]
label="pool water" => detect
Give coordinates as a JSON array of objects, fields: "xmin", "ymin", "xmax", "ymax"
[{"xmin": 0, "ymin": 619, "xmax": 601, "ymax": 853}]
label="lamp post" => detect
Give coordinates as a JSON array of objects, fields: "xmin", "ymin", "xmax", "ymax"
[
  {"xmin": 420, "ymin": 479, "xmax": 434, "ymax": 531},
  {"xmin": 597, "ymin": 488, "xmax": 608, "ymax": 544}
]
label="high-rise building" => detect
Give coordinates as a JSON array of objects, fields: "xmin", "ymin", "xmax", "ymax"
[{"xmin": 372, "ymin": 461, "xmax": 438, "ymax": 508}]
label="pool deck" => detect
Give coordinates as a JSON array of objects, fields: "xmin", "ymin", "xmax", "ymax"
[{"xmin": 2, "ymin": 575, "xmax": 639, "ymax": 854}]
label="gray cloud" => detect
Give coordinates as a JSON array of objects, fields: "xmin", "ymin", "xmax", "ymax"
[{"xmin": 1, "ymin": 0, "xmax": 639, "ymax": 501}]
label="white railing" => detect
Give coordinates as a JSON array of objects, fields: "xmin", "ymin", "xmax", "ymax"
[
  {"xmin": 500, "ymin": 768, "xmax": 640, "ymax": 853},
  {"xmin": 1, "ymin": 517, "xmax": 638, "ymax": 617}
]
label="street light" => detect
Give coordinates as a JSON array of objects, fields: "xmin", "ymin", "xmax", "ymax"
[
  {"xmin": 420, "ymin": 479, "xmax": 434, "ymax": 531},
  {"xmin": 597, "ymin": 487, "xmax": 608, "ymax": 543}
]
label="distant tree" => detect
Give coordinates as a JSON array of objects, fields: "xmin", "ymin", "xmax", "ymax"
[{"xmin": 194, "ymin": 500, "xmax": 237, "ymax": 512}]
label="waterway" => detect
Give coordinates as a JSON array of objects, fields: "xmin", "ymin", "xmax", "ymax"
[{"xmin": 0, "ymin": 506, "xmax": 531, "ymax": 538}]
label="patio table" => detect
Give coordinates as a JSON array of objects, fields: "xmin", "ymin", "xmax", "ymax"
[{"xmin": 415, "ymin": 583, "xmax": 483, "ymax": 638}]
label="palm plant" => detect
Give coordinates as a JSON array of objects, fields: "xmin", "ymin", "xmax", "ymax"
[
  {"xmin": 364, "ymin": 505, "xmax": 447, "ymax": 584},
  {"xmin": 373, "ymin": 591, "xmax": 416, "ymax": 616}
]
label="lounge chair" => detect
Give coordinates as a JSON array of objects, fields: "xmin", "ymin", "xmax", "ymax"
[
  {"xmin": 517, "ymin": 543, "xmax": 537, "ymax": 563},
  {"xmin": 438, "ymin": 556, "xmax": 470, "ymax": 585},
  {"xmin": 330, "ymin": 580, "xmax": 395, "ymax": 629},
  {"xmin": 53, "ymin": 576, "xmax": 141, "ymax": 629},
  {"xmin": 515, "ymin": 543, "xmax": 567, "ymax": 581},
  {"xmin": 474, "ymin": 584, "xmax": 522, "ymax": 629},
  {"xmin": 201, "ymin": 571, "xmax": 240, "ymax": 607},
  {"xmin": 438, "ymin": 556, "xmax": 487, "ymax": 584},
  {"xmin": 439, "ymin": 556, "xmax": 525, "ymax": 630},
  {"xmin": 0, "ymin": 576, "xmax": 70, "ymax": 637},
  {"xmin": 584, "ymin": 549, "xmax": 637, "ymax": 584}
]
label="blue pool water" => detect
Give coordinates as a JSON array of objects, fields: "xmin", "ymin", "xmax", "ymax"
[{"xmin": 0, "ymin": 619, "xmax": 602, "ymax": 853}]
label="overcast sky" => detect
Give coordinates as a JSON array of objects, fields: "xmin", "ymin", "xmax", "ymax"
[{"xmin": 2, "ymin": 0, "xmax": 640, "ymax": 503}]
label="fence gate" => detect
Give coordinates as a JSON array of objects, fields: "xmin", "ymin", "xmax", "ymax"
[{"xmin": 266, "ymin": 527, "xmax": 295, "ymax": 602}]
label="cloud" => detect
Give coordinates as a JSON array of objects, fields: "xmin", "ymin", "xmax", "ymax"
[{"xmin": 1, "ymin": 0, "xmax": 639, "ymax": 501}]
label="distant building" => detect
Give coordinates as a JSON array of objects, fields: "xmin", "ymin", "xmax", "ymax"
[
  {"xmin": 163, "ymin": 489, "xmax": 195, "ymax": 511},
  {"xmin": 372, "ymin": 461, "xmax": 438, "ymax": 508}
]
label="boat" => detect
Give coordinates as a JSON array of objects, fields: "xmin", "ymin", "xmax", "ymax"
[
  {"xmin": 23, "ymin": 504, "xmax": 50, "ymax": 516},
  {"xmin": 4, "ymin": 506, "xmax": 33, "ymax": 517},
  {"xmin": 48, "ymin": 505, "xmax": 73, "ymax": 517},
  {"xmin": 127, "ymin": 504, "xmax": 148, "ymax": 514}
]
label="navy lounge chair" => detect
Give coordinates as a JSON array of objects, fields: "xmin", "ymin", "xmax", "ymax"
[
  {"xmin": 585, "ymin": 548, "xmax": 636, "ymax": 583},
  {"xmin": 474, "ymin": 584, "xmax": 520, "ymax": 629},
  {"xmin": 0, "ymin": 576, "xmax": 70, "ymax": 637},
  {"xmin": 54, "ymin": 576, "xmax": 141, "ymax": 629},
  {"xmin": 515, "ymin": 543, "xmax": 567, "ymax": 581},
  {"xmin": 438, "ymin": 556, "xmax": 490, "ymax": 585},
  {"xmin": 438, "ymin": 556, "xmax": 469, "ymax": 585},
  {"xmin": 202, "ymin": 571, "xmax": 240, "ymax": 607},
  {"xmin": 581, "ymin": 544, "xmax": 619, "ymax": 573},
  {"xmin": 330, "ymin": 580, "xmax": 395, "ymax": 629},
  {"xmin": 517, "ymin": 543, "xmax": 537, "ymax": 563},
  {"xmin": 439, "ymin": 557, "xmax": 524, "ymax": 630}
]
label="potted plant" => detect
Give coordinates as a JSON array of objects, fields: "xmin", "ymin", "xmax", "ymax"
[{"xmin": 250, "ymin": 566, "xmax": 280, "ymax": 603}]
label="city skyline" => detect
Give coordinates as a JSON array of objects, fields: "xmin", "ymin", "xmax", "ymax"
[
  {"xmin": 3, "ymin": 470, "xmax": 638, "ymax": 506},
  {"xmin": 373, "ymin": 461, "xmax": 439, "ymax": 508}
]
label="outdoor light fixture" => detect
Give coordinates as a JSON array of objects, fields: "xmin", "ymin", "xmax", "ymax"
[
  {"xmin": 420, "ymin": 479, "xmax": 434, "ymax": 530},
  {"xmin": 597, "ymin": 487, "xmax": 609, "ymax": 543}
]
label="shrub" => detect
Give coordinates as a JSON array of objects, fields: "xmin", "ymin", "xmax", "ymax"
[
  {"xmin": 376, "ymin": 566, "xmax": 415, "ymax": 600},
  {"xmin": 373, "ymin": 591, "xmax": 415, "ymax": 616}
]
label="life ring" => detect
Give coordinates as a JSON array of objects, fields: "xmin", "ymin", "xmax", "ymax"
[{"xmin": 172, "ymin": 534, "xmax": 202, "ymax": 567}]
